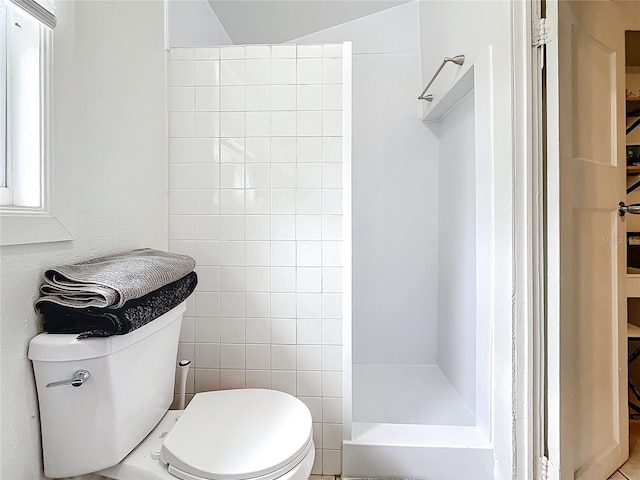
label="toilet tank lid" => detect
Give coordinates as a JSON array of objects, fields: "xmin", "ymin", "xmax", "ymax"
[{"xmin": 28, "ymin": 303, "xmax": 186, "ymax": 362}]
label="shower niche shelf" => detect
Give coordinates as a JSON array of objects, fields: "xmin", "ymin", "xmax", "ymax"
[{"xmin": 422, "ymin": 62, "xmax": 474, "ymax": 123}]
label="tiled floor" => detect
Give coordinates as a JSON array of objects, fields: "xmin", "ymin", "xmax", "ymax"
[{"xmin": 609, "ymin": 420, "xmax": 640, "ymax": 479}]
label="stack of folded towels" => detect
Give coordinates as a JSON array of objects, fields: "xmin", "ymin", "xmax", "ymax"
[{"xmin": 35, "ymin": 248, "xmax": 198, "ymax": 339}]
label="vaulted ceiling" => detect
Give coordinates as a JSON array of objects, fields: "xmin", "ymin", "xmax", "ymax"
[{"xmin": 208, "ymin": 0, "xmax": 410, "ymax": 44}]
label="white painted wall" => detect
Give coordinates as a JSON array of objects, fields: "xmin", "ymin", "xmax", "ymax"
[
  {"xmin": 168, "ymin": 0, "xmax": 232, "ymax": 47},
  {"xmin": 0, "ymin": 1, "xmax": 167, "ymax": 477},
  {"xmin": 293, "ymin": 2, "xmax": 440, "ymax": 366}
]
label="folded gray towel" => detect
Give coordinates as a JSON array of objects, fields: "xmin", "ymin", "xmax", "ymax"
[{"xmin": 38, "ymin": 248, "xmax": 196, "ymax": 309}]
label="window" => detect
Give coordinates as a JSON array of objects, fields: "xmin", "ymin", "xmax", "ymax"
[{"xmin": 0, "ymin": 0, "xmax": 71, "ymax": 245}]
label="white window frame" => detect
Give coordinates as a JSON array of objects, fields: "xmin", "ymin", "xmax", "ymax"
[{"xmin": 0, "ymin": 0, "xmax": 73, "ymax": 246}]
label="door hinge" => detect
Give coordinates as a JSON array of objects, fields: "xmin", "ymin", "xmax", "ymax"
[{"xmin": 533, "ymin": 18, "xmax": 549, "ymax": 47}]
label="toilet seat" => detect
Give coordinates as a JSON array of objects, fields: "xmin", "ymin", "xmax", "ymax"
[{"xmin": 161, "ymin": 389, "xmax": 314, "ymax": 480}]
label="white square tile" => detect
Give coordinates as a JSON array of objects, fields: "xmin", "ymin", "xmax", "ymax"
[
  {"xmin": 170, "ymin": 61, "xmax": 194, "ymax": 87},
  {"xmin": 297, "ymin": 138, "xmax": 322, "ymax": 163},
  {"xmin": 246, "ymin": 85, "xmax": 271, "ymax": 111},
  {"xmin": 271, "ymin": 45, "xmax": 296, "ymax": 58},
  {"xmin": 170, "ymin": 87, "xmax": 194, "ymax": 112},
  {"xmin": 170, "ymin": 164, "xmax": 194, "ymax": 189},
  {"xmin": 170, "ymin": 138, "xmax": 195, "ymax": 163},
  {"xmin": 322, "ymin": 397, "xmax": 342, "ymax": 423},
  {"xmin": 220, "ymin": 344, "xmax": 246, "ymax": 369},
  {"xmin": 246, "ymin": 317, "xmax": 270, "ymax": 343},
  {"xmin": 220, "ymin": 112, "xmax": 245, "ymax": 138},
  {"xmin": 271, "ymin": 215, "xmax": 296, "ymax": 240},
  {"xmin": 220, "ymin": 292, "xmax": 245, "ymax": 318},
  {"xmin": 195, "ymin": 47, "xmax": 219, "ymax": 60},
  {"xmin": 246, "ymin": 45, "xmax": 270, "ymax": 59},
  {"xmin": 220, "ymin": 189, "xmax": 245, "ymax": 214},
  {"xmin": 220, "ymin": 241, "xmax": 245, "ymax": 266},
  {"xmin": 245, "ymin": 241, "xmax": 271, "ymax": 266},
  {"xmin": 312, "ymin": 424, "xmax": 323, "ymax": 450},
  {"xmin": 297, "ymin": 44, "xmax": 323, "ymax": 58},
  {"xmin": 296, "ymin": 189, "xmax": 321, "ymax": 214},
  {"xmin": 220, "ymin": 267, "xmax": 246, "ymax": 292},
  {"xmin": 246, "ymin": 164, "xmax": 271, "ymax": 189},
  {"xmin": 298, "ymin": 318, "xmax": 322, "ymax": 345},
  {"xmin": 220, "ymin": 45, "xmax": 245, "ymax": 59},
  {"xmin": 194, "ymin": 216, "xmax": 219, "ymax": 240},
  {"xmin": 170, "ymin": 240, "xmax": 195, "ymax": 257},
  {"xmin": 271, "ymin": 111, "xmax": 297, "ymax": 137},
  {"xmin": 323, "ymin": 57, "xmax": 343, "ymax": 83},
  {"xmin": 220, "ymin": 164, "xmax": 245, "ymax": 189},
  {"xmin": 321, "ymin": 190, "xmax": 342, "ymax": 214},
  {"xmin": 297, "ymin": 371, "xmax": 322, "ymax": 397},
  {"xmin": 323, "ymin": 111, "xmax": 342, "ymax": 137},
  {"xmin": 246, "ymin": 267, "xmax": 270, "ymax": 292},
  {"xmin": 300, "ymin": 398, "xmax": 323, "ymax": 425},
  {"xmin": 195, "ymin": 86, "xmax": 220, "ymax": 111},
  {"xmin": 297, "ymin": 84, "xmax": 323, "ymax": 111},
  {"xmin": 246, "ymin": 344, "xmax": 270, "ymax": 370},
  {"xmin": 311, "ymin": 449, "xmax": 322, "ymax": 475},
  {"xmin": 322, "ymin": 137, "xmax": 342, "ymax": 163},
  {"xmin": 195, "ymin": 112, "xmax": 220, "ymax": 138},
  {"xmin": 220, "ymin": 86, "xmax": 245, "ymax": 111},
  {"xmin": 322, "ymin": 371, "xmax": 342, "ymax": 397},
  {"xmin": 179, "ymin": 316, "xmax": 195, "ymax": 343},
  {"xmin": 271, "ymin": 164, "xmax": 296, "ymax": 189},
  {"xmin": 297, "ymin": 58, "xmax": 323, "ymax": 84},
  {"xmin": 195, "ymin": 60, "xmax": 220, "ymax": 86},
  {"xmin": 322, "ymin": 215, "xmax": 342, "ymax": 241},
  {"xmin": 245, "ymin": 59, "xmax": 271, "ymax": 85},
  {"xmin": 271, "ymin": 293, "xmax": 297, "ymax": 319},
  {"xmin": 323, "ymin": 44, "xmax": 342, "ymax": 58},
  {"xmin": 245, "ymin": 215, "xmax": 270, "ymax": 241},
  {"xmin": 194, "ymin": 343, "xmax": 219, "ymax": 369},
  {"xmin": 246, "ymin": 138, "xmax": 271, "ymax": 162},
  {"xmin": 272, "ymin": 190, "xmax": 296, "ymax": 214},
  {"xmin": 271, "ymin": 241, "xmax": 296, "ymax": 267},
  {"xmin": 271, "ymin": 266, "xmax": 296, "ymax": 293},
  {"xmin": 170, "ymin": 48, "xmax": 195, "ymax": 61},
  {"xmin": 246, "ymin": 112, "xmax": 271, "ymax": 137},
  {"xmin": 296, "ymin": 215, "xmax": 321, "ymax": 240},
  {"xmin": 196, "ymin": 266, "xmax": 220, "ymax": 291},
  {"xmin": 195, "ymin": 138, "xmax": 220, "ymax": 163},
  {"xmin": 297, "ymin": 293, "xmax": 322, "ymax": 318},
  {"xmin": 322, "ymin": 267, "xmax": 342, "ymax": 293},
  {"xmin": 271, "ymin": 317, "xmax": 296, "ymax": 344},
  {"xmin": 221, "ymin": 59, "xmax": 246, "ymax": 85},
  {"xmin": 246, "ymin": 189, "xmax": 271, "ymax": 214},
  {"xmin": 169, "ymin": 215, "xmax": 194, "ymax": 240},
  {"xmin": 271, "ymin": 371, "xmax": 296, "ymax": 396},
  {"xmin": 220, "ymin": 138, "xmax": 246, "ymax": 163},
  {"xmin": 194, "ymin": 368, "xmax": 219, "ymax": 393},
  {"xmin": 169, "ymin": 189, "xmax": 194, "ymax": 215},
  {"xmin": 177, "ymin": 342, "xmax": 195, "ymax": 364},
  {"xmin": 297, "ymin": 267, "xmax": 321, "ymax": 293},
  {"xmin": 271, "ymin": 58, "xmax": 296, "ymax": 84},
  {"xmin": 195, "ymin": 241, "xmax": 220, "ymax": 266},
  {"xmin": 220, "ymin": 370, "xmax": 246, "ymax": 389},
  {"xmin": 322, "ymin": 424, "xmax": 342, "ymax": 449},
  {"xmin": 271, "ymin": 345, "xmax": 297, "ymax": 370},
  {"xmin": 322, "ymin": 84, "xmax": 343, "ymax": 110},
  {"xmin": 323, "ymin": 293, "xmax": 342, "ymax": 318},
  {"xmin": 297, "ymin": 111, "xmax": 322, "ymax": 137},
  {"xmin": 322, "ymin": 345, "xmax": 342, "ymax": 371},
  {"xmin": 271, "ymin": 85, "xmax": 297, "ymax": 110},
  {"xmin": 322, "ymin": 241, "xmax": 342, "ymax": 267},
  {"xmin": 297, "ymin": 345, "xmax": 321, "ymax": 370},
  {"xmin": 271, "ymin": 137, "xmax": 297, "ymax": 163},
  {"xmin": 195, "ymin": 317, "xmax": 220, "ymax": 343},
  {"xmin": 220, "ymin": 215, "xmax": 245, "ymax": 240},
  {"xmin": 297, "ymin": 241, "xmax": 322, "ymax": 267},
  {"xmin": 322, "ymin": 164, "xmax": 342, "ymax": 188},
  {"xmin": 170, "ymin": 112, "xmax": 195, "ymax": 138},
  {"xmin": 194, "ymin": 164, "xmax": 219, "ymax": 189},
  {"xmin": 220, "ymin": 317, "xmax": 245, "ymax": 343},
  {"xmin": 193, "ymin": 188, "xmax": 220, "ymax": 215}
]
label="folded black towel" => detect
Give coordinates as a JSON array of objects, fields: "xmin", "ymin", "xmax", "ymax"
[{"xmin": 37, "ymin": 272, "xmax": 198, "ymax": 339}]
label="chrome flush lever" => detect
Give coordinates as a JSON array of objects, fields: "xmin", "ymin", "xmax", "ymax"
[{"xmin": 46, "ymin": 370, "xmax": 90, "ymax": 388}]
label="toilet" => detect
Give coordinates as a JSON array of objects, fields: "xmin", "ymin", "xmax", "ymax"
[{"xmin": 28, "ymin": 303, "xmax": 315, "ymax": 480}]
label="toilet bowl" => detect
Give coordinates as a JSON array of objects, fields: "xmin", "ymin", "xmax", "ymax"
[{"xmin": 28, "ymin": 303, "xmax": 315, "ymax": 480}]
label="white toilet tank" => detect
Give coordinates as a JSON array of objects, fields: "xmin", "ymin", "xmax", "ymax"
[{"xmin": 28, "ymin": 302, "xmax": 186, "ymax": 479}]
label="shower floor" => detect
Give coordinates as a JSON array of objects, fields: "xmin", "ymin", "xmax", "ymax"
[{"xmin": 352, "ymin": 364, "xmax": 475, "ymax": 426}]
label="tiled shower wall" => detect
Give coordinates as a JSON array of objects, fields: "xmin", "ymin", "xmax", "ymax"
[{"xmin": 167, "ymin": 44, "xmax": 344, "ymax": 475}]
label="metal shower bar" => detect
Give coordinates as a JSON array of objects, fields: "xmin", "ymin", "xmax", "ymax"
[{"xmin": 418, "ymin": 55, "xmax": 466, "ymax": 102}]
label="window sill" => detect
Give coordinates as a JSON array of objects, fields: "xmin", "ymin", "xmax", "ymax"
[{"xmin": 0, "ymin": 207, "xmax": 73, "ymax": 246}]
